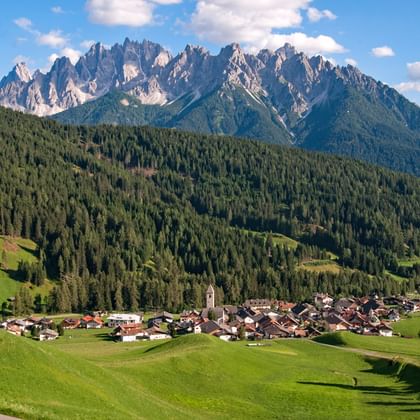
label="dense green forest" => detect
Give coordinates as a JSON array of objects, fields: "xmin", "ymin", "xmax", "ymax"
[{"xmin": 1, "ymin": 107, "xmax": 419, "ymax": 314}]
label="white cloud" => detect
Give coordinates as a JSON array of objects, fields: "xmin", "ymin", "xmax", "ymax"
[
  {"xmin": 48, "ymin": 53, "xmax": 60, "ymax": 63},
  {"xmin": 13, "ymin": 55, "xmax": 31, "ymax": 65},
  {"xmin": 51, "ymin": 6, "xmax": 64, "ymax": 14},
  {"xmin": 47, "ymin": 47, "xmax": 82, "ymax": 66},
  {"xmin": 264, "ymin": 33, "xmax": 345, "ymax": 56},
  {"xmin": 86, "ymin": 0, "xmax": 181, "ymax": 27},
  {"xmin": 37, "ymin": 30, "xmax": 68, "ymax": 48},
  {"xmin": 80, "ymin": 39, "xmax": 97, "ymax": 50},
  {"xmin": 394, "ymin": 81, "xmax": 420, "ymax": 93},
  {"xmin": 14, "ymin": 17, "xmax": 33, "ymax": 30},
  {"xmin": 189, "ymin": 0, "xmax": 344, "ymax": 56},
  {"xmin": 307, "ymin": 7, "xmax": 336, "ymax": 22},
  {"xmin": 407, "ymin": 62, "xmax": 420, "ymax": 81},
  {"xmin": 61, "ymin": 47, "xmax": 82, "ymax": 64},
  {"xmin": 371, "ymin": 46, "xmax": 395, "ymax": 58},
  {"xmin": 345, "ymin": 58, "xmax": 357, "ymax": 67}
]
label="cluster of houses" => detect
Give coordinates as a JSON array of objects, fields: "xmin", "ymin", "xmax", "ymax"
[
  {"xmin": 108, "ymin": 290, "xmax": 420, "ymax": 342},
  {"xmin": 2, "ymin": 286, "xmax": 419, "ymax": 342}
]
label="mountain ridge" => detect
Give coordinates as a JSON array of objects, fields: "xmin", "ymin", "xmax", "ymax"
[{"xmin": 1, "ymin": 38, "xmax": 420, "ymax": 174}]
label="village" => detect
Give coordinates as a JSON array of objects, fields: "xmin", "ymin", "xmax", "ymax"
[{"xmin": 2, "ymin": 285, "xmax": 420, "ymax": 342}]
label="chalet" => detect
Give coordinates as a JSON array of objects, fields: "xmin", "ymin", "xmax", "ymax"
[
  {"xmin": 61, "ymin": 318, "xmax": 80, "ymax": 329},
  {"xmin": 111, "ymin": 324, "xmax": 146, "ymax": 342},
  {"xmin": 378, "ymin": 324, "xmax": 393, "ymax": 337},
  {"xmin": 361, "ymin": 299, "xmax": 381, "ymax": 315},
  {"xmin": 325, "ymin": 313, "xmax": 352, "ymax": 332},
  {"xmin": 107, "ymin": 313, "xmax": 143, "ymax": 327},
  {"xmin": 292, "ymin": 303, "xmax": 318, "ymax": 319},
  {"xmin": 180, "ymin": 310, "xmax": 200, "ymax": 322},
  {"xmin": 6, "ymin": 323, "xmax": 22, "ymax": 336},
  {"xmin": 224, "ymin": 305, "xmax": 239, "ymax": 316},
  {"xmin": 244, "ymin": 299, "xmax": 271, "ymax": 312},
  {"xmin": 335, "ymin": 298, "xmax": 358, "ymax": 313},
  {"xmin": 196, "ymin": 320, "xmax": 221, "ymax": 335},
  {"xmin": 39, "ymin": 329, "xmax": 59, "ymax": 341},
  {"xmin": 146, "ymin": 326, "xmax": 171, "ymax": 340},
  {"xmin": 261, "ymin": 322, "xmax": 290, "ymax": 339},
  {"xmin": 80, "ymin": 315, "xmax": 103, "ymax": 329},
  {"xmin": 38, "ymin": 318, "xmax": 54, "ymax": 330},
  {"xmin": 404, "ymin": 300, "xmax": 420, "ymax": 313},
  {"xmin": 387, "ymin": 309, "xmax": 400, "ymax": 322},
  {"xmin": 277, "ymin": 301, "xmax": 295, "ymax": 312},
  {"xmin": 216, "ymin": 330, "xmax": 237, "ymax": 342},
  {"xmin": 147, "ymin": 311, "xmax": 174, "ymax": 327},
  {"xmin": 278, "ymin": 313, "xmax": 300, "ymax": 330},
  {"xmin": 314, "ymin": 293, "xmax": 334, "ymax": 308}
]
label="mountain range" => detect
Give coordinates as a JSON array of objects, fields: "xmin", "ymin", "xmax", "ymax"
[{"xmin": 1, "ymin": 38, "xmax": 419, "ymax": 175}]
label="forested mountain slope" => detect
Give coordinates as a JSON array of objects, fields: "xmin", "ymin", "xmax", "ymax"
[{"xmin": 0, "ymin": 107, "xmax": 419, "ymax": 312}]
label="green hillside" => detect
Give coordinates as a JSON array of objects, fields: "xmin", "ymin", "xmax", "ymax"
[
  {"xmin": 0, "ymin": 236, "xmax": 52, "ymax": 303},
  {"xmin": 53, "ymin": 88, "xmax": 292, "ymax": 145},
  {"xmin": 1, "ymin": 330, "xmax": 420, "ymax": 419},
  {"xmin": 0, "ymin": 106, "xmax": 419, "ymax": 312},
  {"xmin": 296, "ymin": 86, "xmax": 420, "ymax": 176},
  {"xmin": 52, "ymin": 85, "xmax": 420, "ymax": 176}
]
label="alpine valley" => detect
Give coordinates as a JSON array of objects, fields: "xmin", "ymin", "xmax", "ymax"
[{"xmin": 0, "ymin": 38, "xmax": 419, "ymax": 176}]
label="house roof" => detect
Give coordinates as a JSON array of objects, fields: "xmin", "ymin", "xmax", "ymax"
[
  {"xmin": 40, "ymin": 328, "xmax": 58, "ymax": 336},
  {"xmin": 199, "ymin": 320, "xmax": 221, "ymax": 334}
]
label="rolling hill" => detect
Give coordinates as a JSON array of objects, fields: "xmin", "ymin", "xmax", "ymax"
[{"xmin": 1, "ymin": 330, "xmax": 420, "ymax": 419}]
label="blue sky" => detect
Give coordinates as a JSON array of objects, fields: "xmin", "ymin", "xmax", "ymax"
[{"xmin": 2, "ymin": 0, "xmax": 419, "ymax": 104}]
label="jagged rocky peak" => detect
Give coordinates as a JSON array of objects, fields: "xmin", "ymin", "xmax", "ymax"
[
  {"xmin": 0, "ymin": 38, "xmax": 410, "ymax": 121},
  {"xmin": 0, "ymin": 62, "xmax": 32, "ymax": 87}
]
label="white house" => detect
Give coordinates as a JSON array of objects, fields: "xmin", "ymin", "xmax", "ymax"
[
  {"xmin": 378, "ymin": 324, "xmax": 393, "ymax": 337},
  {"xmin": 39, "ymin": 329, "xmax": 59, "ymax": 341},
  {"xmin": 107, "ymin": 313, "xmax": 143, "ymax": 327}
]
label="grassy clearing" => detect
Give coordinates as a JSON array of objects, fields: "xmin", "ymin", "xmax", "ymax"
[
  {"xmin": 237, "ymin": 228, "xmax": 300, "ymax": 249},
  {"xmin": 398, "ymin": 257, "xmax": 420, "ymax": 268},
  {"xmin": 2, "ymin": 330, "xmax": 420, "ymax": 419},
  {"xmin": 394, "ymin": 316, "xmax": 420, "ymax": 338},
  {"xmin": 384, "ymin": 270, "xmax": 408, "ymax": 283},
  {"xmin": 0, "ymin": 236, "xmax": 53, "ymax": 303},
  {"xmin": 299, "ymin": 259, "xmax": 342, "ymax": 274}
]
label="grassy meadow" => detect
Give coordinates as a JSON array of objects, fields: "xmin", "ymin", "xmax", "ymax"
[
  {"xmin": 0, "ymin": 236, "xmax": 53, "ymax": 303},
  {"xmin": 1, "ymin": 328, "xmax": 420, "ymax": 419}
]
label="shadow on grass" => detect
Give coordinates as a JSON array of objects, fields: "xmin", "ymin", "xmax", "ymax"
[{"xmin": 298, "ymin": 356, "xmax": 420, "ymax": 412}]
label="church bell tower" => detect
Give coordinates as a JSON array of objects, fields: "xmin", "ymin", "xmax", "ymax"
[{"xmin": 206, "ymin": 285, "xmax": 215, "ymax": 309}]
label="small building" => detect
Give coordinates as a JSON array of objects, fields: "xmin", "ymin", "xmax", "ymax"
[
  {"xmin": 111, "ymin": 324, "xmax": 146, "ymax": 342},
  {"xmin": 314, "ymin": 293, "xmax": 334, "ymax": 308},
  {"xmin": 147, "ymin": 312, "xmax": 174, "ymax": 327},
  {"xmin": 378, "ymin": 324, "xmax": 393, "ymax": 337},
  {"xmin": 80, "ymin": 315, "xmax": 103, "ymax": 329},
  {"xmin": 39, "ymin": 329, "xmax": 59, "ymax": 341},
  {"xmin": 325, "ymin": 313, "xmax": 352, "ymax": 332},
  {"xmin": 244, "ymin": 299, "xmax": 271, "ymax": 312},
  {"xmin": 61, "ymin": 318, "xmax": 80, "ymax": 329},
  {"xmin": 107, "ymin": 313, "xmax": 143, "ymax": 328}
]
